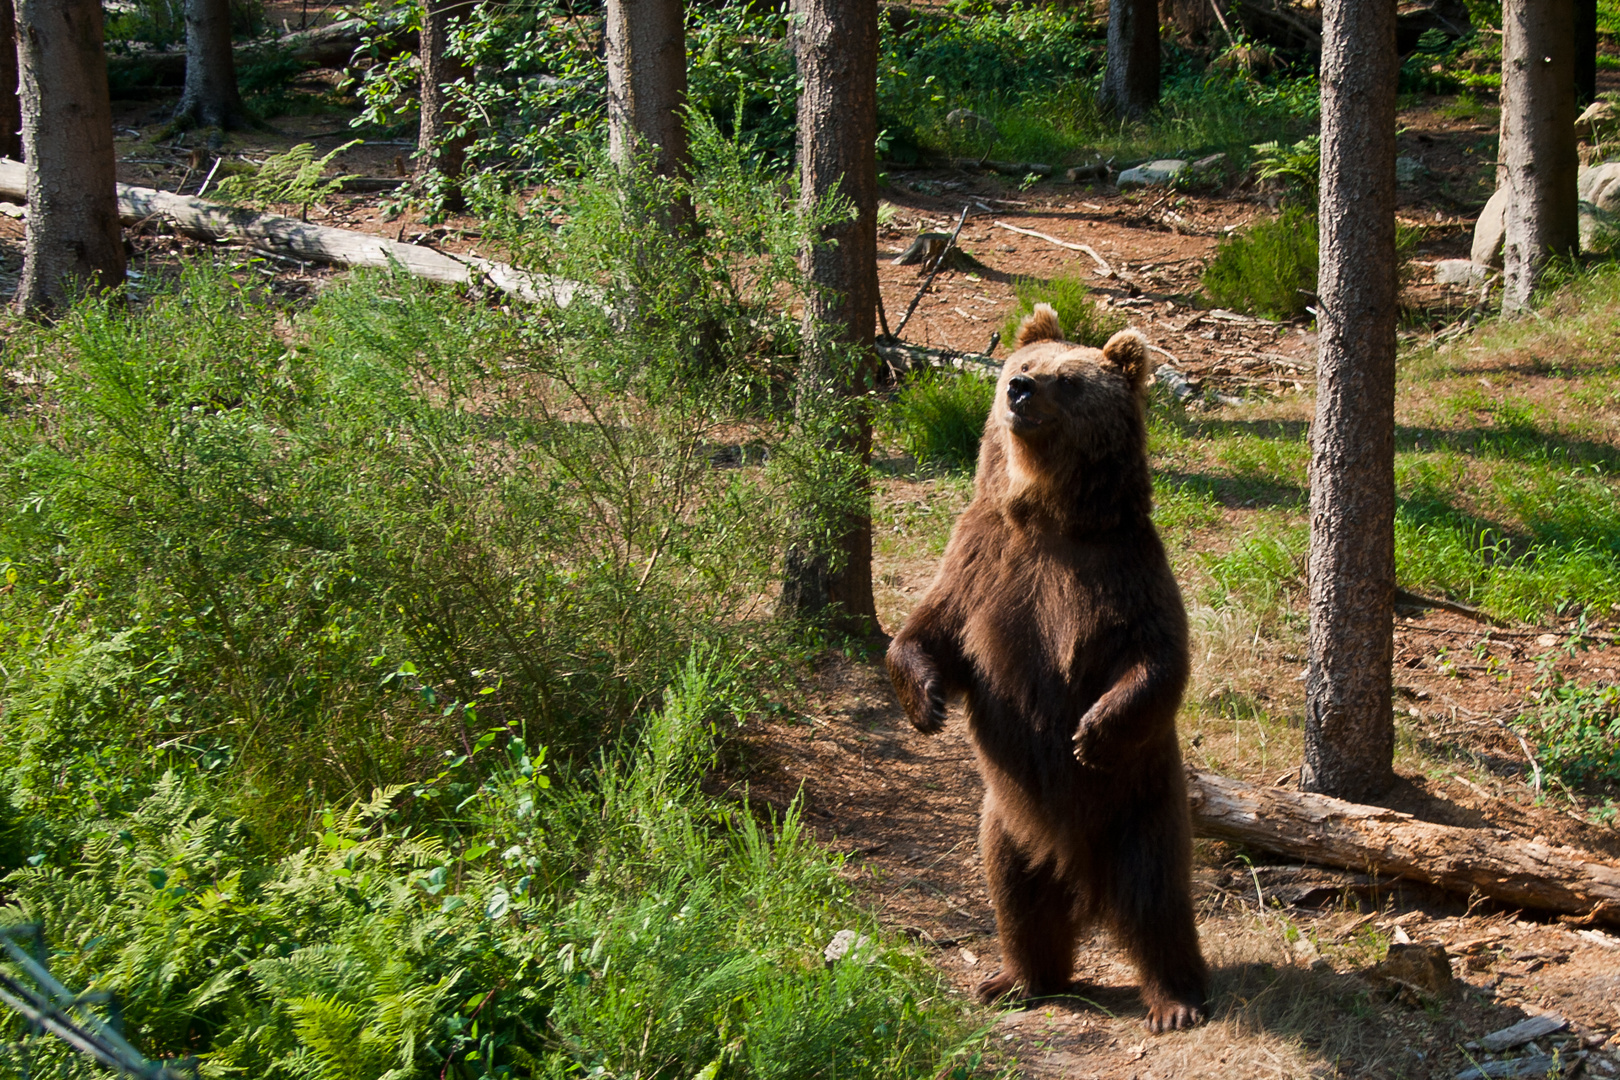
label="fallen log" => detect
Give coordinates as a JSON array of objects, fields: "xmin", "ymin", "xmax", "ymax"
[
  {"xmin": 1187, "ymin": 769, "xmax": 1620, "ymax": 925},
  {"xmin": 108, "ymin": 18, "xmax": 413, "ymax": 90},
  {"xmin": 0, "ymin": 158, "xmax": 581, "ymax": 307}
]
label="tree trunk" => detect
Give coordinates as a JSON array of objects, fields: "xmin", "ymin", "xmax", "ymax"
[
  {"xmin": 782, "ymin": 0, "xmax": 879, "ymax": 636},
  {"xmin": 418, "ymin": 0, "xmax": 474, "ymax": 211},
  {"xmin": 0, "ymin": 0, "xmax": 20, "ymax": 161},
  {"xmin": 1099, "ymin": 0, "xmax": 1160, "ymax": 121},
  {"xmin": 1575, "ymin": 0, "xmax": 1596, "ymax": 107},
  {"xmin": 1502, "ymin": 0, "xmax": 1579, "ymax": 315},
  {"xmin": 605, "ymin": 0, "xmax": 691, "ymax": 182},
  {"xmin": 1187, "ymin": 770, "xmax": 1620, "ymax": 926},
  {"xmin": 1302, "ymin": 0, "xmax": 1398, "ymax": 803},
  {"xmin": 173, "ymin": 0, "xmax": 248, "ymax": 130},
  {"xmin": 13, "ymin": 0, "xmax": 124, "ymax": 313}
]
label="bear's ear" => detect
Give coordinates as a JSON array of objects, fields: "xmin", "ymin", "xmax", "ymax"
[
  {"xmin": 1100, "ymin": 328, "xmax": 1150, "ymax": 391},
  {"xmin": 1015, "ymin": 303, "xmax": 1065, "ymax": 348}
]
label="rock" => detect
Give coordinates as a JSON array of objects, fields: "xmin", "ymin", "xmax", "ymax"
[
  {"xmin": 1154, "ymin": 363, "xmax": 1199, "ymax": 402},
  {"xmin": 1575, "ymin": 99, "xmax": 1618, "ymax": 143},
  {"xmin": 1579, "ymin": 161, "xmax": 1620, "ymax": 249},
  {"xmin": 1117, "ymin": 159, "xmax": 1188, "ymax": 189},
  {"xmin": 1191, "ymin": 152, "xmax": 1227, "ymax": 173},
  {"xmin": 1478, "ymin": 1014, "xmax": 1569, "ymax": 1053},
  {"xmin": 1371, "ymin": 943, "xmax": 1456, "ymax": 999},
  {"xmin": 945, "ymin": 108, "xmax": 998, "ymax": 138},
  {"xmin": 1434, "ymin": 258, "xmax": 1488, "ymax": 286},
  {"xmin": 1472, "ymin": 185, "xmax": 1509, "ymax": 268},
  {"xmin": 1396, "ymin": 156, "xmax": 1428, "ymax": 185},
  {"xmin": 823, "ymin": 929, "xmax": 870, "ymax": 963}
]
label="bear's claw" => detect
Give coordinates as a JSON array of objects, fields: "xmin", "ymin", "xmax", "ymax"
[{"xmin": 1144, "ymin": 999, "xmax": 1205, "ymax": 1033}]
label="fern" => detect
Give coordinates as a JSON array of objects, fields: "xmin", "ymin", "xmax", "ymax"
[{"xmin": 212, "ymin": 141, "xmax": 361, "ymax": 219}]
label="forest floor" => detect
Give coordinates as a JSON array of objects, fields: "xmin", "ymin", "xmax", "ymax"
[{"xmin": 5, "ymin": 74, "xmax": 1619, "ymax": 1079}]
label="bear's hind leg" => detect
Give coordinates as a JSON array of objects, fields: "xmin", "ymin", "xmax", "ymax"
[
  {"xmin": 978, "ymin": 804, "xmax": 1076, "ymax": 1003},
  {"xmin": 1104, "ymin": 813, "xmax": 1208, "ymax": 1032}
]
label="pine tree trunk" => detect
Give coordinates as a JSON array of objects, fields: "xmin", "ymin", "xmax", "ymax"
[
  {"xmin": 173, "ymin": 0, "xmax": 248, "ymax": 130},
  {"xmin": 605, "ymin": 0, "xmax": 691, "ymax": 183},
  {"xmin": 418, "ymin": 0, "xmax": 474, "ymax": 211},
  {"xmin": 0, "ymin": 0, "xmax": 20, "ymax": 161},
  {"xmin": 1099, "ymin": 0, "xmax": 1160, "ymax": 120},
  {"xmin": 781, "ymin": 0, "xmax": 879, "ymax": 635},
  {"xmin": 1575, "ymin": 0, "xmax": 1596, "ymax": 107},
  {"xmin": 1501, "ymin": 0, "xmax": 1579, "ymax": 315},
  {"xmin": 1302, "ymin": 0, "xmax": 1398, "ymax": 803},
  {"xmin": 13, "ymin": 0, "xmax": 124, "ymax": 313}
]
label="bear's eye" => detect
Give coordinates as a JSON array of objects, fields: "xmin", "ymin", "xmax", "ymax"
[
  {"xmin": 1020, "ymin": 363, "xmax": 1030, "ymax": 372},
  {"xmin": 1058, "ymin": 374, "xmax": 1075, "ymax": 387}
]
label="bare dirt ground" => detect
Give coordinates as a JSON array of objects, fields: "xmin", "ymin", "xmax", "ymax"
[{"xmin": 8, "ymin": 61, "xmax": 1619, "ymax": 1079}]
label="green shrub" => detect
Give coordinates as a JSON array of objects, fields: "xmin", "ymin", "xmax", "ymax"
[
  {"xmin": 1517, "ymin": 671, "xmax": 1620, "ymax": 787},
  {"xmin": 1000, "ymin": 274, "xmax": 1126, "ymax": 349},
  {"xmin": 885, "ymin": 368, "xmax": 997, "ymax": 471},
  {"xmin": 0, "ymin": 656, "xmax": 989, "ymax": 1080},
  {"xmin": 1201, "ymin": 208, "xmax": 1318, "ymax": 319}
]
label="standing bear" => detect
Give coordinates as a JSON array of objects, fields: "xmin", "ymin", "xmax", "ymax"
[{"xmin": 886, "ymin": 304, "xmax": 1207, "ymax": 1031}]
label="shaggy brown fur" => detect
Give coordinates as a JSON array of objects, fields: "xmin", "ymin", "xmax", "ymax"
[{"xmin": 887, "ymin": 303, "xmax": 1207, "ymax": 1032}]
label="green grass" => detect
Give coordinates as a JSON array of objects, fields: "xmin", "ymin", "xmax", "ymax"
[
  {"xmin": 1201, "ymin": 208, "xmax": 1318, "ymax": 319},
  {"xmin": 1000, "ymin": 274, "xmax": 1126, "ymax": 349},
  {"xmin": 883, "ymin": 368, "xmax": 996, "ymax": 472}
]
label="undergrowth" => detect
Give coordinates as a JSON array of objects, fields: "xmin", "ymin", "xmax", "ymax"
[
  {"xmin": 884, "ymin": 369, "xmax": 995, "ymax": 472},
  {"xmin": 1000, "ymin": 275, "xmax": 1126, "ymax": 349}
]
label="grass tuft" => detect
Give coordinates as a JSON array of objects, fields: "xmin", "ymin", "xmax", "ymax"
[{"xmin": 1000, "ymin": 274, "xmax": 1127, "ymax": 349}]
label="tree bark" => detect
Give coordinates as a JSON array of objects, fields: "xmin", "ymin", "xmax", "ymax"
[
  {"xmin": 605, "ymin": 0, "xmax": 691, "ymax": 182},
  {"xmin": 1501, "ymin": 0, "xmax": 1578, "ymax": 315},
  {"xmin": 13, "ymin": 0, "xmax": 124, "ymax": 313},
  {"xmin": 418, "ymin": 0, "xmax": 474, "ymax": 211},
  {"xmin": 1303, "ymin": 0, "xmax": 1398, "ymax": 803},
  {"xmin": 108, "ymin": 19, "xmax": 415, "ymax": 90},
  {"xmin": 1187, "ymin": 770, "xmax": 1620, "ymax": 926},
  {"xmin": 173, "ymin": 0, "xmax": 249, "ymax": 130},
  {"xmin": 1099, "ymin": 0, "xmax": 1160, "ymax": 121},
  {"xmin": 782, "ymin": 0, "xmax": 879, "ymax": 635},
  {"xmin": 0, "ymin": 0, "xmax": 20, "ymax": 161},
  {"xmin": 1575, "ymin": 0, "xmax": 1596, "ymax": 107},
  {"xmin": 0, "ymin": 158, "xmax": 581, "ymax": 307}
]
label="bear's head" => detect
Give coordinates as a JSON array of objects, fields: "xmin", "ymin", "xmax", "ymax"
[{"xmin": 977, "ymin": 303, "xmax": 1154, "ymax": 530}]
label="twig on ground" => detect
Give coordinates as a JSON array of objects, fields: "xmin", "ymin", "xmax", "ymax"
[
  {"xmin": 1493, "ymin": 718, "xmax": 1545, "ymax": 795},
  {"xmin": 991, "ymin": 220, "xmax": 1118, "ymax": 279},
  {"xmin": 195, "ymin": 157, "xmax": 223, "ymax": 199},
  {"xmin": 1146, "ymin": 342, "xmax": 1181, "ymax": 364},
  {"xmin": 893, "ymin": 205, "xmax": 968, "ymax": 339}
]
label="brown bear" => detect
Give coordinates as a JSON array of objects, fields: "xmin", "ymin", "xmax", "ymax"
[{"xmin": 886, "ymin": 303, "xmax": 1207, "ymax": 1032}]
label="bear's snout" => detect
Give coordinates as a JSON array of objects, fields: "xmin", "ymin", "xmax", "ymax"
[{"xmin": 1007, "ymin": 375, "xmax": 1036, "ymax": 405}]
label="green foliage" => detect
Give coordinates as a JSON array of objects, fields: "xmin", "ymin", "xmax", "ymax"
[
  {"xmin": 1000, "ymin": 275, "xmax": 1126, "ymax": 349},
  {"xmin": 212, "ymin": 142, "xmax": 361, "ymax": 216},
  {"xmin": 884, "ymin": 369, "xmax": 996, "ymax": 472},
  {"xmin": 1399, "ymin": 29, "xmax": 1472, "ymax": 96},
  {"xmin": 0, "ymin": 658, "xmax": 985, "ymax": 1079},
  {"xmin": 1251, "ymin": 134, "xmax": 1320, "ymax": 206},
  {"xmin": 1201, "ymin": 208, "xmax": 1319, "ymax": 320},
  {"xmin": 1517, "ymin": 667, "xmax": 1620, "ymax": 788},
  {"xmin": 104, "ymin": 0, "xmax": 262, "ymax": 50}
]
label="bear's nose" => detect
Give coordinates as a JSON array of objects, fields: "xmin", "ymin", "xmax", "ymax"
[{"xmin": 1007, "ymin": 375, "xmax": 1035, "ymax": 405}]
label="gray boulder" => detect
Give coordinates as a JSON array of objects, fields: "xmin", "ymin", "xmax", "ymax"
[
  {"xmin": 945, "ymin": 108, "xmax": 998, "ymax": 138},
  {"xmin": 1117, "ymin": 159, "xmax": 1187, "ymax": 189},
  {"xmin": 1473, "ymin": 163, "xmax": 1620, "ymax": 265}
]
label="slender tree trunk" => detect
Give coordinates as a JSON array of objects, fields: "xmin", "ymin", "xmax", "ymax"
[
  {"xmin": 0, "ymin": 0, "xmax": 20, "ymax": 161},
  {"xmin": 781, "ymin": 0, "xmax": 879, "ymax": 635},
  {"xmin": 1302, "ymin": 0, "xmax": 1398, "ymax": 803},
  {"xmin": 1502, "ymin": 0, "xmax": 1578, "ymax": 315},
  {"xmin": 13, "ymin": 0, "xmax": 124, "ymax": 313},
  {"xmin": 1575, "ymin": 0, "xmax": 1596, "ymax": 107},
  {"xmin": 418, "ymin": 0, "xmax": 474, "ymax": 211},
  {"xmin": 1099, "ymin": 0, "xmax": 1160, "ymax": 120},
  {"xmin": 173, "ymin": 0, "xmax": 248, "ymax": 129},
  {"xmin": 605, "ymin": 0, "xmax": 691, "ymax": 183}
]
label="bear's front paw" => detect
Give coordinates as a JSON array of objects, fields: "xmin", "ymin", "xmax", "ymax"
[
  {"xmin": 1071, "ymin": 724, "xmax": 1099, "ymax": 764},
  {"xmin": 910, "ymin": 678, "xmax": 946, "ymax": 734}
]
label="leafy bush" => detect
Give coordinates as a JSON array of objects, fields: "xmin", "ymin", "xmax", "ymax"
[
  {"xmin": 1201, "ymin": 208, "xmax": 1318, "ymax": 320},
  {"xmin": 0, "ymin": 656, "xmax": 990, "ymax": 1079},
  {"xmin": 885, "ymin": 369, "xmax": 996, "ymax": 471},
  {"xmin": 1518, "ymin": 669, "xmax": 1620, "ymax": 788},
  {"xmin": 1000, "ymin": 274, "xmax": 1126, "ymax": 349},
  {"xmin": 213, "ymin": 141, "xmax": 360, "ymax": 216},
  {"xmin": 1251, "ymin": 134, "xmax": 1320, "ymax": 206}
]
